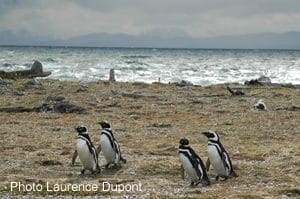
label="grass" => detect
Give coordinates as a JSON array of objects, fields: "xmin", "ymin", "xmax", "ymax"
[{"xmin": 0, "ymin": 79, "xmax": 299, "ymax": 198}]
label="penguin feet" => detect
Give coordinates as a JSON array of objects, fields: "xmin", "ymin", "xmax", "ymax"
[
  {"xmin": 190, "ymin": 181, "xmax": 196, "ymax": 187},
  {"xmin": 215, "ymin": 175, "xmax": 220, "ymax": 181},
  {"xmin": 202, "ymin": 180, "xmax": 210, "ymax": 186},
  {"xmin": 79, "ymin": 169, "xmax": 86, "ymax": 177},
  {"xmin": 229, "ymin": 171, "xmax": 238, "ymax": 178},
  {"xmin": 120, "ymin": 157, "xmax": 127, "ymax": 164},
  {"xmin": 105, "ymin": 163, "xmax": 111, "ymax": 169},
  {"xmin": 92, "ymin": 165, "xmax": 101, "ymax": 175},
  {"xmin": 92, "ymin": 169, "xmax": 101, "ymax": 176},
  {"xmin": 190, "ymin": 180, "xmax": 201, "ymax": 187}
]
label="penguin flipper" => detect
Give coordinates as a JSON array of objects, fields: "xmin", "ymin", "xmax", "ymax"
[
  {"xmin": 180, "ymin": 165, "xmax": 185, "ymax": 179},
  {"xmin": 206, "ymin": 158, "xmax": 210, "ymax": 171},
  {"xmin": 221, "ymin": 152, "xmax": 230, "ymax": 170},
  {"xmin": 96, "ymin": 144, "xmax": 102, "ymax": 156},
  {"xmin": 71, "ymin": 150, "xmax": 78, "ymax": 166}
]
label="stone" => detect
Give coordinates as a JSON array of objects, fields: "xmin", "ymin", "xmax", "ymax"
[
  {"xmin": 109, "ymin": 69, "xmax": 116, "ymax": 82},
  {"xmin": 0, "ymin": 60, "xmax": 51, "ymax": 79}
]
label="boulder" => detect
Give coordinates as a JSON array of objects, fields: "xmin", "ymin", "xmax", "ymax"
[
  {"xmin": 0, "ymin": 60, "xmax": 51, "ymax": 79},
  {"xmin": 245, "ymin": 75, "xmax": 271, "ymax": 86}
]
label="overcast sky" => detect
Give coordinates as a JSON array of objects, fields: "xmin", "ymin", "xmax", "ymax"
[{"xmin": 0, "ymin": 0, "xmax": 299, "ymax": 39}]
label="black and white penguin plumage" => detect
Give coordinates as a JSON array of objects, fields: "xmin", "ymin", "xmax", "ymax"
[
  {"xmin": 178, "ymin": 138, "xmax": 210, "ymax": 186},
  {"xmin": 254, "ymin": 99, "xmax": 266, "ymax": 110},
  {"xmin": 98, "ymin": 121, "xmax": 126, "ymax": 168},
  {"xmin": 75, "ymin": 125, "xmax": 100, "ymax": 175},
  {"xmin": 202, "ymin": 131, "xmax": 237, "ymax": 180}
]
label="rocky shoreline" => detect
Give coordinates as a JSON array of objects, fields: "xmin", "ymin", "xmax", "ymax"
[{"xmin": 0, "ymin": 78, "xmax": 299, "ymax": 198}]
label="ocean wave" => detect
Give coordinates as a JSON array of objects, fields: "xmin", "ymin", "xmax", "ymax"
[
  {"xmin": 43, "ymin": 58, "xmax": 57, "ymax": 62},
  {"xmin": 2, "ymin": 63, "xmax": 14, "ymax": 68},
  {"xmin": 122, "ymin": 55, "xmax": 151, "ymax": 59},
  {"xmin": 1, "ymin": 46, "xmax": 300, "ymax": 85}
]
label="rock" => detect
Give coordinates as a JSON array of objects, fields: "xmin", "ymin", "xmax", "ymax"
[
  {"xmin": 46, "ymin": 95, "xmax": 65, "ymax": 102},
  {"xmin": 0, "ymin": 78, "xmax": 12, "ymax": 86},
  {"xmin": 31, "ymin": 60, "xmax": 44, "ymax": 74},
  {"xmin": 0, "ymin": 60, "xmax": 51, "ymax": 79},
  {"xmin": 38, "ymin": 160, "xmax": 63, "ymax": 166},
  {"xmin": 0, "ymin": 107, "xmax": 36, "ymax": 113},
  {"xmin": 275, "ymin": 105, "xmax": 300, "ymax": 111},
  {"xmin": 23, "ymin": 78, "xmax": 41, "ymax": 89},
  {"xmin": 281, "ymin": 83, "xmax": 295, "ymax": 88},
  {"xmin": 257, "ymin": 75, "xmax": 271, "ymax": 84},
  {"xmin": 0, "ymin": 101, "xmax": 84, "ymax": 114},
  {"xmin": 52, "ymin": 102, "xmax": 85, "ymax": 113},
  {"xmin": 173, "ymin": 80, "xmax": 194, "ymax": 87},
  {"xmin": 151, "ymin": 123, "xmax": 172, "ymax": 128},
  {"xmin": 245, "ymin": 75, "xmax": 271, "ymax": 86},
  {"xmin": 227, "ymin": 86, "xmax": 245, "ymax": 96},
  {"xmin": 109, "ymin": 69, "xmax": 116, "ymax": 82}
]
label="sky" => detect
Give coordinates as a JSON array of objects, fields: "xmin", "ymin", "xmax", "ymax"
[{"xmin": 0, "ymin": 0, "xmax": 300, "ymax": 39}]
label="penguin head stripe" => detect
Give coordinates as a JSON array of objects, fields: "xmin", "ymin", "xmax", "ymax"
[
  {"xmin": 202, "ymin": 131, "xmax": 219, "ymax": 142},
  {"xmin": 99, "ymin": 121, "xmax": 111, "ymax": 130},
  {"xmin": 75, "ymin": 125, "xmax": 88, "ymax": 134}
]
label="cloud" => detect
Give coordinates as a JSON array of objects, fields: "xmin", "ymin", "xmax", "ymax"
[{"xmin": 0, "ymin": 0, "xmax": 299, "ymax": 39}]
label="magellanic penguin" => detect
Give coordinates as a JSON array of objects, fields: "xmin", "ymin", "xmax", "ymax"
[
  {"xmin": 202, "ymin": 131, "xmax": 238, "ymax": 180},
  {"xmin": 98, "ymin": 121, "xmax": 126, "ymax": 168},
  {"xmin": 254, "ymin": 99, "xmax": 267, "ymax": 110},
  {"xmin": 75, "ymin": 125, "xmax": 100, "ymax": 175},
  {"xmin": 178, "ymin": 138, "xmax": 210, "ymax": 186}
]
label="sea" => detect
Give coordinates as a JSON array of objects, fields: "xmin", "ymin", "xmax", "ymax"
[{"xmin": 0, "ymin": 46, "xmax": 299, "ymax": 85}]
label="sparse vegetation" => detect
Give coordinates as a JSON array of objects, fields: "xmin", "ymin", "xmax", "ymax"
[{"xmin": 0, "ymin": 79, "xmax": 299, "ymax": 198}]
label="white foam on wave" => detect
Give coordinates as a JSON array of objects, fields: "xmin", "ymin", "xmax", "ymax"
[{"xmin": 1, "ymin": 47, "xmax": 300, "ymax": 85}]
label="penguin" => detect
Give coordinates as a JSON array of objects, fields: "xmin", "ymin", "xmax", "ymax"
[
  {"xmin": 254, "ymin": 99, "xmax": 266, "ymax": 110},
  {"xmin": 178, "ymin": 138, "xmax": 210, "ymax": 186},
  {"xmin": 75, "ymin": 125, "xmax": 100, "ymax": 175},
  {"xmin": 202, "ymin": 131, "xmax": 238, "ymax": 180},
  {"xmin": 98, "ymin": 121, "xmax": 126, "ymax": 168}
]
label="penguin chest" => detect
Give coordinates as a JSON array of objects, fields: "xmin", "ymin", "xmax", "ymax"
[
  {"xmin": 207, "ymin": 146, "xmax": 227, "ymax": 177},
  {"xmin": 76, "ymin": 139, "xmax": 96, "ymax": 170},
  {"xmin": 100, "ymin": 135, "xmax": 116, "ymax": 163},
  {"xmin": 178, "ymin": 153, "xmax": 199, "ymax": 182}
]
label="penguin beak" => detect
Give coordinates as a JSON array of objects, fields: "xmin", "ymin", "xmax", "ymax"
[
  {"xmin": 202, "ymin": 132, "xmax": 209, "ymax": 137},
  {"xmin": 98, "ymin": 121, "xmax": 104, "ymax": 127},
  {"xmin": 75, "ymin": 126, "xmax": 80, "ymax": 132}
]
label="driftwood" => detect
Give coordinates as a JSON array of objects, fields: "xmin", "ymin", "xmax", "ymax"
[{"xmin": 0, "ymin": 60, "xmax": 51, "ymax": 79}]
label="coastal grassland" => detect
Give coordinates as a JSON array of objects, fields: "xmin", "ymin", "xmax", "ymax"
[{"xmin": 0, "ymin": 79, "xmax": 299, "ymax": 198}]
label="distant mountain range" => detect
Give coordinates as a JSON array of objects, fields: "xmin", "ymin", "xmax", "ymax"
[{"xmin": 0, "ymin": 30, "xmax": 300, "ymax": 49}]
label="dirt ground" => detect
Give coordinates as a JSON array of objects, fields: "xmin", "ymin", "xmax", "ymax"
[{"xmin": 0, "ymin": 79, "xmax": 299, "ymax": 198}]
